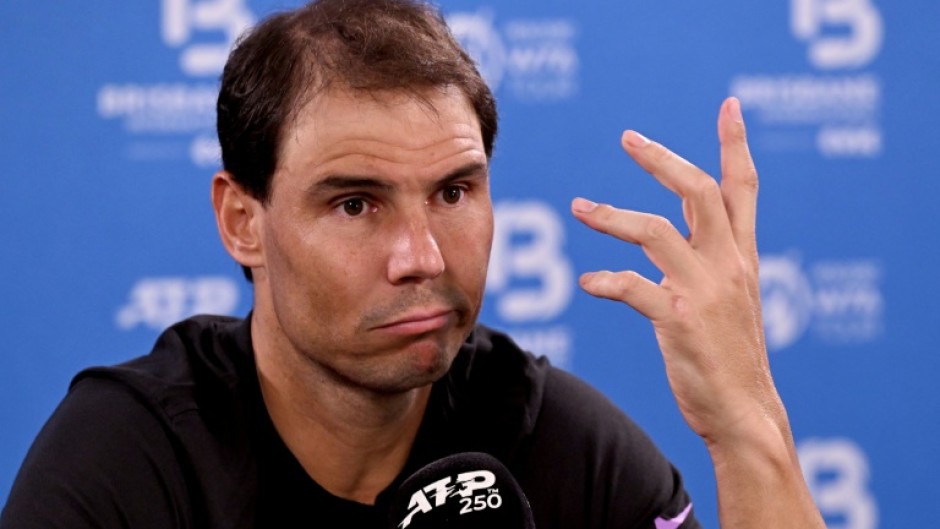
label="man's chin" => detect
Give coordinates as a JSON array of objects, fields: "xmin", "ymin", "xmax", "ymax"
[
  {"xmin": 364, "ymin": 336, "xmax": 459, "ymax": 394},
  {"xmin": 394, "ymin": 338, "xmax": 457, "ymax": 385}
]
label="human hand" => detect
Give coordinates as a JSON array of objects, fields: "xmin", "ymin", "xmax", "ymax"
[{"xmin": 571, "ymin": 97, "xmax": 785, "ymax": 446}]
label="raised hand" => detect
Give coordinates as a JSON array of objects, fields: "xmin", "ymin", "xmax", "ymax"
[{"xmin": 570, "ymin": 97, "xmax": 824, "ymax": 528}]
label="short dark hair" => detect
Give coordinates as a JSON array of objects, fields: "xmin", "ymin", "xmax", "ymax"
[{"xmin": 216, "ymin": 0, "xmax": 498, "ymax": 281}]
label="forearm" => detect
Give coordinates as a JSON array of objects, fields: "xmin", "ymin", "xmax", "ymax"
[{"xmin": 706, "ymin": 404, "xmax": 825, "ymax": 529}]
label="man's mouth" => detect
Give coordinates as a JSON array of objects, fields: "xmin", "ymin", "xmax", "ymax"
[{"xmin": 371, "ymin": 308, "xmax": 455, "ymax": 336}]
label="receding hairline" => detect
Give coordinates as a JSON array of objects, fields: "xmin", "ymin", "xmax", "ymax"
[
  {"xmin": 283, "ymin": 82, "xmax": 481, "ymax": 145},
  {"xmin": 272, "ymin": 84, "xmax": 487, "ymax": 194}
]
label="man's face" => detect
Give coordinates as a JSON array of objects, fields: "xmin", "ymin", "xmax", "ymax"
[{"xmin": 252, "ymin": 87, "xmax": 493, "ymax": 393}]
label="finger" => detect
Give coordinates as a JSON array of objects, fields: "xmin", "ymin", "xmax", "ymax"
[
  {"xmin": 621, "ymin": 130, "xmax": 736, "ymax": 257},
  {"xmin": 717, "ymin": 97, "xmax": 759, "ymax": 267},
  {"xmin": 571, "ymin": 198, "xmax": 703, "ymax": 284},
  {"xmin": 579, "ymin": 270, "xmax": 671, "ymax": 321}
]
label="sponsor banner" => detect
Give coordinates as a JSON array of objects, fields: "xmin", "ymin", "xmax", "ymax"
[
  {"xmin": 447, "ymin": 10, "xmax": 579, "ymax": 102},
  {"xmin": 730, "ymin": 0, "xmax": 884, "ymax": 158},
  {"xmin": 760, "ymin": 254, "xmax": 884, "ymax": 351},
  {"xmin": 97, "ymin": 0, "xmax": 254, "ymax": 167},
  {"xmin": 486, "ymin": 201, "xmax": 575, "ymax": 368},
  {"xmin": 4, "ymin": 2, "xmax": 939, "ymax": 527},
  {"xmin": 799, "ymin": 437, "xmax": 878, "ymax": 529},
  {"xmin": 116, "ymin": 276, "xmax": 242, "ymax": 331}
]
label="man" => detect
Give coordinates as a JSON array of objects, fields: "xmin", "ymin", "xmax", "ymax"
[{"xmin": 1, "ymin": 0, "xmax": 824, "ymax": 528}]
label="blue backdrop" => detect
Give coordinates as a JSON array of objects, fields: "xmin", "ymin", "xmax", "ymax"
[{"xmin": 2, "ymin": 1, "xmax": 938, "ymax": 527}]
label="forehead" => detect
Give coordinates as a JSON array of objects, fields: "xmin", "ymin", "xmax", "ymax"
[{"xmin": 276, "ymin": 87, "xmax": 485, "ymax": 181}]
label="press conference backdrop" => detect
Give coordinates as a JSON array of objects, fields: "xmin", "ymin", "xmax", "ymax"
[{"xmin": 2, "ymin": 1, "xmax": 937, "ymax": 527}]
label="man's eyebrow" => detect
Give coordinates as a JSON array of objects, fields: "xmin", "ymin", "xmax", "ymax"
[
  {"xmin": 308, "ymin": 162, "xmax": 489, "ymax": 195},
  {"xmin": 438, "ymin": 162, "xmax": 489, "ymax": 184},
  {"xmin": 307, "ymin": 175, "xmax": 394, "ymax": 197}
]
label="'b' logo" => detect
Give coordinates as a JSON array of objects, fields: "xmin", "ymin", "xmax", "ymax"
[
  {"xmin": 486, "ymin": 201, "xmax": 573, "ymax": 322},
  {"xmin": 791, "ymin": 0, "xmax": 883, "ymax": 69}
]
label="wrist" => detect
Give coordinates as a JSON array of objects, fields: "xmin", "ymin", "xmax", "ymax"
[
  {"xmin": 703, "ymin": 401, "xmax": 827, "ymax": 529},
  {"xmin": 704, "ymin": 403, "xmax": 800, "ymax": 477}
]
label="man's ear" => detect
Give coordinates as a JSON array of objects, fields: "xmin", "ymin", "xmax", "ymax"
[{"xmin": 211, "ymin": 171, "xmax": 265, "ymax": 271}]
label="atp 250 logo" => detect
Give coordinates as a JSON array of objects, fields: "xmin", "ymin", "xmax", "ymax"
[
  {"xmin": 398, "ymin": 470, "xmax": 501, "ymax": 528},
  {"xmin": 791, "ymin": 0, "xmax": 883, "ymax": 70}
]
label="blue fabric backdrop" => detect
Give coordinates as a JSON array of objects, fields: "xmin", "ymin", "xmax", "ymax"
[{"xmin": 2, "ymin": 1, "xmax": 937, "ymax": 527}]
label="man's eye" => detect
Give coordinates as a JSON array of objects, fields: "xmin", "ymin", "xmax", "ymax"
[
  {"xmin": 341, "ymin": 198, "xmax": 367, "ymax": 216},
  {"xmin": 441, "ymin": 185, "xmax": 464, "ymax": 205}
]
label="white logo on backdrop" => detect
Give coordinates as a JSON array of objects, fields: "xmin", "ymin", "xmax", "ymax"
[
  {"xmin": 446, "ymin": 12, "xmax": 507, "ymax": 92},
  {"xmin": 798, "ymin": 438, "xmax": 878, "ymax": 529},
  {"xmin": 97, "ymin": 83, "xmax": 218, "ymax": 133},
  {"xmin": 759, "ymin": 256, "xmax": 815, "ymax": 351},
  {"xmin": 447, "ymin": 10, "xmax": 579, "ymax": 102},
  {"xmin": 811, "ymin": 260, "xmax": 884, "ymax": 343},
  {"xmin": 487, "ymin": 201, "xmax": 575, "ymax": 366},
  {"xmin": 729, "ymin": 0, "xmax": 883, "ymax": 158},
  {"xmin": 488, "ymin": 201, "xmax": 573, "ymax": 322},
  {"xmin": 98, "ymin": 0, "xmax": 255, "ymax": 166},
  {"xmin": 190, "ymin": 133, "xmax": 223, "ymax": 167},
  {"xmin": 759, "ymin": 254, "xmax": 883, "ymax": 351},
  {"xmin": 791, "ymin": 0, "xmax": 883, "ymax": 70},
  {"xmin": 116, "ymin": 276, "xmax": 240, "ymax": 330},
  {"xmin": 162, "ymin": 0, "xmax": 255, "ymax": 76}
]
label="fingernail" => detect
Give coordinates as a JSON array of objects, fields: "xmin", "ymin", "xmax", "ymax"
[
  {"xmin": 572, "ymin": 197, "xmax": 598, "ymax": 213},
  {"xmin": 624, "ymin": 130, "xmax": 650, "ymax": 148},
  {"xmin": 728, "ymin": 97, "xmax": 744, "ymax": 124}
]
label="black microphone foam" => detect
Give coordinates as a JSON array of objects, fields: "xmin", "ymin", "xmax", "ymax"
[{"xmin": 388, "ymin": 452, "xmax": 536, "ymax": 529}]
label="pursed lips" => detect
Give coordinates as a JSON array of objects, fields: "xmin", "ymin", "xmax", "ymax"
[{"xmin": 371, "ymin": 307, "xmax": 455, "ymax": 336}]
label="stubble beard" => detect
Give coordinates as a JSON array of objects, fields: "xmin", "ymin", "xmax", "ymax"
[{"xmin": 313, "ymin": 283, "xmax": 481, "ymax": 395}]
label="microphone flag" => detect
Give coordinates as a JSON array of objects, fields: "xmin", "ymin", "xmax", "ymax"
[{"xmin": 388, "ymin": 452, "xmax": 536, "ymax": 529}]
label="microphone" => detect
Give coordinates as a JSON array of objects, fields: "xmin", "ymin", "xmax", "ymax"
[{"xmin": 388, "ymin": 452, "xmax": 536, "ymax": 529}]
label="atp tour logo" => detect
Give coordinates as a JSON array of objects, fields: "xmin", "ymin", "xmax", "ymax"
[
  {"xmin": 446, "ymin": 10, "xmax": 579, "ymax": 102},
  {"xmin": 96, "ymin": 0, "xmax": 255, "ymax": 167},
  {"xmin": 399, "ymin": 470, "xmax": 501, "ymax": 528},
  {"xmin": 486, "ymin": 201, "xmax": 575, "ymax": 367},
  {"xmin": 116, "ymin": 276, "xmax": 241, "ymax": 330},
  {"xmin": 729, "ymin": 0, "xmax": 884, "ymax": 158},
  {"xmin": 759, "ymin": 254, "xmax": 884, "ymax": 351}
]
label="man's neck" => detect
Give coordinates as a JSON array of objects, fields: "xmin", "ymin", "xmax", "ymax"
[{"xmin": 251, "ymin": 317, "xmax": 431, "ymax": 506}]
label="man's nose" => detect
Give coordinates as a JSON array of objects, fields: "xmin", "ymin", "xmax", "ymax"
[{"xmin": 386, "ymin": 207, "xmax": 446, "ymax": 284}]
